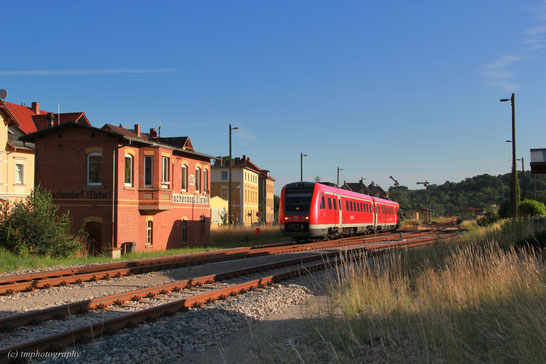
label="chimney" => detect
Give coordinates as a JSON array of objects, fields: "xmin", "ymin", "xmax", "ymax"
[
  {"xmin": 134, "ymin": 124, "xmax": 141, "ymax": 137},
  {"xmin": 31, "ymin": 102, "xmax": 40, "ymax": 114},
  {"xmin": 48, "ymin": 113, "xmax": 55, "ymax": 128},
  {"xmin": 149, "ymin": 128, "xmax": 158, "ymax": 138}
]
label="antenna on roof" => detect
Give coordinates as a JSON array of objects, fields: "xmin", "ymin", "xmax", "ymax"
[
  {"xmin": 58, "ymin": 104, "xmax": 60, "ymax": 125},
  {"xmin": 0, "ymin": 89, "xmax": 7, "ymax": 100},
  {"xmin": 159, "ymin": 121, "xmax": 162, "ymax": 137}
]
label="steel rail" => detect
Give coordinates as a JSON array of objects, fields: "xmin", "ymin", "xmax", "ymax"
[
  {"xmin": 0, "ymin": 233, "xmax": 454, "ymax": 331},
  {"xmin": 0, "ymin": 233, "xmax": 457, "ymax": 362},
  {"xmin": 0, "ymin": 231, "xmax": 437, "ymax": 295}
]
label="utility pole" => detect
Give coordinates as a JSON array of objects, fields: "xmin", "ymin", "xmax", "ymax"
[
  {"xmin": 337, "ymin": 167, "xmax": 343, "ymax": 188},
  {"xmin": 417, "ymin": 180, "xmax": 430, "ymax": 226},
  {"xmin": 500, "ymin": 93, "xmax": 517, "ymax": 218},
  {"xmin": 300, "ymin": 153, "xmax": 307, "ymax": 182},
  {"xmin": 228, "ymin": 124, "xmax": 238, "ymax": 225},
  {"xmin": 518, "ymin": 157, "xmax": 525, "ymax": 199}
]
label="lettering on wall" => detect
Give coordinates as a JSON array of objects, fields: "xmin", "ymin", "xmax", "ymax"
[
  {"xmin": 172, "ymin": 193, "xmax": 209, "ymax": 205},
  {"xmin": 52, "ymin": 191, "xmax": 112, "ymax": 199},
  {"xmin": 189, "ymin": 175, "xmax": 195, "ymax": 186}
]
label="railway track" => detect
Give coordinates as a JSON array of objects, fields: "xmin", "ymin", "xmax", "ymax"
[
  {"xmin": 0, "ymin": 230, "xmax": 442, "ymax": 296},
  {"xmin": 0, "ymin": 231, "xmax": 458, "ymax": 362}
]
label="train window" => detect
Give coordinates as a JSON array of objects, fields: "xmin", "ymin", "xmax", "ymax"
[
  {"xmin": 351, "ymin": 201, "xmax": 354, "ymax": 211},
  {"xmin": 357, "ymin": 203, "xmax": 361, "ymax": 212},
  {"xmin": 333, "ymin": 198, "xmax": 337, "ymax": 210},
  {"xmin": 328, "ymin": 197, "xmax": 332, "ymax": 210},
  {"xmin": 359, "ymin": 203, "xmax": 363, "ymax": 212},
  {"xmin": 320, "ymin": 194, "xmax": 325, "ymax": 209},
  {"xmin": 346, "ymin": 200, "xmax": 349, "ymax": 210}
]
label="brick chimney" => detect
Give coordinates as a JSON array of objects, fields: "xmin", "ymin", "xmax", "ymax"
[
  {"xmin": 134, "ymin": 124, "xmax": 141, "ymax": 137},
  {"xmin": 31, "ymin": 102, "xmax": 40, "ymax": 115},
  {"xmin": 149, "ymin": 128, "xmax": 158, "ymax": 138},
  {"xmin": 48, "ymin": 113, "xmax": 55, "ymax": 128}
]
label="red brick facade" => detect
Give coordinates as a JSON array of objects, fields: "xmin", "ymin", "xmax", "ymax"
[{"xmin": 24, "ymin": 123, "xmax": 211, "ymax": 253}]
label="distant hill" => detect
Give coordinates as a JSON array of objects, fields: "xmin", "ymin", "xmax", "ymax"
[{"xmin": 388, "ymin": 172, "xmax": 546, "ymax": 216}]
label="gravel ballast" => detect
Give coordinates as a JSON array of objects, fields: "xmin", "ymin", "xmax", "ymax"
[{"xmin": 34, "ymin": 271, "xmax": 328, "ymax": 364}]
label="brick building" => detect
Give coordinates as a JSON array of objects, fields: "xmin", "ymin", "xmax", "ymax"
[
  {"xmin": 0, "ymin": 100, "xmax": 91, "ymax": 203},
  {"xmin": 22, "ymin": 122, "xmax": 212, "ymax": 254}
]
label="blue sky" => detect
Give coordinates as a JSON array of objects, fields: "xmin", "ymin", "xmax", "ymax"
[{"xmin": 1, "ymin": 0, "xmax": 545, "ymax": 194}]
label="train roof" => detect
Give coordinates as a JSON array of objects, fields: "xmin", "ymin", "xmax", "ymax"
[{"xmin": 283, "ymin": 182, "xmax": 399, "ymax": 207}]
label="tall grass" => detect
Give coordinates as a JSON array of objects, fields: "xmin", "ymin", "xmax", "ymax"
[{"xmin": 287, "ymin": 219, "xmax": 546, "ymax": 363}]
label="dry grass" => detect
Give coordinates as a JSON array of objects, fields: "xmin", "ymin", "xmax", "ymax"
[{"xmin": 261, "ymin": 219, "xmax": 546, "ymax": 363}]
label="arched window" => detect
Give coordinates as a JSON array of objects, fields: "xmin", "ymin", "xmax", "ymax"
[
  {"xmin": 124, "ymin": 154, "xmax": 133, "ymax": 187},
  {"xmin": 195, "ymin": 167, "xmax": 201, "ymax": 193},
  {"xmin": 181, "ymin": 165, "xmax": 188, "ymax": 192},
  {"xmin": 87, "ymin": 153, "xmax": 102, "ymax": 186},
  {"xmin": 203, "ymin": 169, "xmax": 209, "ymax": 193}
]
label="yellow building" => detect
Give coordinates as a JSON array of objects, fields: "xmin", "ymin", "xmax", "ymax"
[
  {"xmin": 0, "ymin": 101, "xmax": 35, "ymax": 202},
  {"xmin": 210, "ymin": 196, "xmax": 228, "ymax": 226},
  {"xmin": 259, "ymin": 169, "xmax": 275, "ymax": 224},
  {"xmin": 211, "ymin": 155, "xmax": 268, "ymax": 226}
]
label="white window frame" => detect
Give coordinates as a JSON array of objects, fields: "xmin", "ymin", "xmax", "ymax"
[
  {"xmin": 195, "ymin": 167, "xmax": 201, "ymax": 193},
  {"xmin": 146, "ymin": 220, "xmax": 153, "ymax": 245},
  {"xmin": 87, "ymin": 153, "xmax": 102, "ymax": 187},
  {"xmin": 181, "ymin": 164, "xmax": 188, "ymax": 192},
  {"xmin": 144, "ymin": 156, "xmax": 153, "ymax": 188},
  {"xmin": 124, "ymin": 154, "xmax": 133, "ymax": 187},
  {"xmin": 203, "ymin": 169, "xmax": 208, "ymax": 193},
  {"xmin": 15, "ymin": 163, "xmax": 24, "ymax": 185},
  {"xmin": 161, "ymin": 156, "xmax": 170, "ymax": 188}
]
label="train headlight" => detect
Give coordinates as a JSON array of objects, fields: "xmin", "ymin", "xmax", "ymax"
[
  {"xmin": 284, "ymin": 216, "xmax": 291, "ymax": 220},
  {"xmin": 305, "ymin": 216, "xmax": 309, "ymax": 220}
]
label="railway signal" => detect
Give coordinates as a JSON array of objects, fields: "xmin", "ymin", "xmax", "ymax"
[{"xmin": 417, "ymin": 180, "xmax": 430, "ymax": 226}]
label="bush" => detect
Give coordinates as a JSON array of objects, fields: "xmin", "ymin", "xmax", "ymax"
[
  {"xmin": 477, "ymin": 212, "xmax": 501, "ymax": 227},
  {"xmin": 518, "ymin": 199, "xmax": 546, "ymax": 217},
  {"xmin": 0, "ymin": 186, "xmax": 82, "ymax": 257}
]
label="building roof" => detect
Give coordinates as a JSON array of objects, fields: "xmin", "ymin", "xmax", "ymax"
[
  {"xmin": 103, "ymin": 124, "xmax": 195, "ymax": 152},
  {"xmin": 341, "ymin": 179, "xmax": 388, "ymax": 199},
  {"xmin": 33, "ymin": 112, "xmax": 90, "ymax": 130},
  {"xmin": 21, "ymin": 122, "xmax": 213, "ymax": 160},
  {"xmin": 1, "ymin": 101, "xmax": 91, "ymax": 134},
  {"xmin": 213, "ymin": 155, "xmax": 275, "ymax": 181},
  {"xmin": 103, "ymin": 124, "xmax": 149, "ymax": 140},
  {"xmin": 1, "ymin": 101, "xmax": 36, "ymax": 133}
]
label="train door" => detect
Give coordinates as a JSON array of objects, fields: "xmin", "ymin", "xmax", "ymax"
[{"xmin": 336, "ymin": 195, "xmax": 342, "ymax": 228}]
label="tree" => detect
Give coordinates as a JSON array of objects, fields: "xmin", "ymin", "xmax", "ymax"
[
  {"xmin": 315, "ymin": 176, "xmax": 321, "ymax": 182},
  {"xmin": 273, "ymin": 194, "xmax": 280, "ymax": 223},
  {"xmin": 518, "ymin": 199, "xmax": 546, "ymax": 217},
  {"xmin": 0, "ymin": 186, "xmax": 82, "ymax": 257}
]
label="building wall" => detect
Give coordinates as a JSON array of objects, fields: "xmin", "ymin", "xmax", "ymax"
[
  {"xmin": 265, "ymin": 178, "xmax": 275, "ymax": 223},
  {"xmin": 242, "ymin": 168, "xmax": 259, "ymax": 225},
  {"xmin": 0, "ymin": 113, "xmax": 35, "ymax": 202},
  {"xmin": 210, "ymin": 196, "xmax": 228, "ymax": 225},
  {"xmin": 33, "ymin": 127, "xmax": 211, "ymax": 253}
]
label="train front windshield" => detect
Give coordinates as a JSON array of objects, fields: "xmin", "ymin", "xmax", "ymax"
[{"xmin": 284, "ymin": 187, "xmax": 314, "ymax": 214}]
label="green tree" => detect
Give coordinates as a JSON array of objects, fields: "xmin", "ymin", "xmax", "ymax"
[
  {"xmin": 518, "ymin": 199, "xmax": 546, "ymax": 217},
  {"xmin": 0, "ymin": 186, "xmax": 82, "ymax": 257},
  {"xmin": 273, "ymin": 194, "xmax": 280, "ymax": 223}
]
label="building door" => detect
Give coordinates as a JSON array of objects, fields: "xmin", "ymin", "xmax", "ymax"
[
  {"xmin": 182, "ymin": 220, "xmax": 187, "ymax": 243},
  {"xmin": 85, "ymin": 222, "xmax": 102, "ymax": 255}
]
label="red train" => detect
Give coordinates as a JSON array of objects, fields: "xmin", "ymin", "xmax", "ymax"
[{"xmin": 280, "ymin": 182, "xmax": 400, "ymax": 240}]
